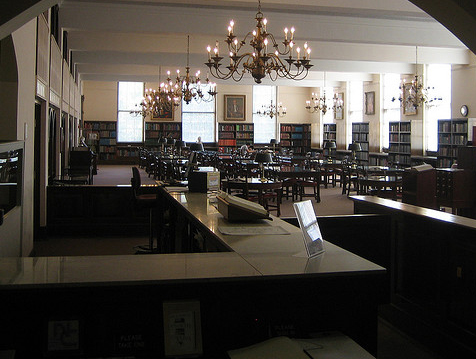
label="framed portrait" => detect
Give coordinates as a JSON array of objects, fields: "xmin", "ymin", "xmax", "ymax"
[
  {"xmin": 152, "ymin": 102, "xmax": 174, "ymax": 120},
  {"xmin": 224, "ymin": 95, "xmax": 246, "ymax": 121},
  {"xmin": 403, "ymin": 83, "xmax": 417, "ymax": 115},
  {"xmin": 334, "ymin": 92, "xmax": 344, "ymax": 120},
  {"xmin": 365, "ymin": 91, "xmax": 375, "ymax": 115}
]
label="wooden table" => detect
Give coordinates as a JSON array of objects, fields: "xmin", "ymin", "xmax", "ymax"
[{"xmin": 359, "ymin": 175, "xmax": 402, "ymax": 199}]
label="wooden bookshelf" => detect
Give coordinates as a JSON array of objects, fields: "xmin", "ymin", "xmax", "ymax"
[
  {"xmin": 279, "ymin": 123, "xmax": 311, "ymax": 154},
  {"xmin": 351, "ymin": 122, "xmax": 369, "ymax": 164},
  {"xmin": 218, "ymin": 123, "xmax": 254, "ymax": 153},
  {"xmin": 437, "ymin": 118, "xmax": 476, "ymax": 168},
  {"xmin": 144, "ymin": 122, "xmax": 182, "ymax": 150},
  {"xmin": 84, "ymin": 121, "xmax": 117, "ymax": 163},
  {"xmin": 323, "ymin": 123, "xmax": 337, "ymax": 148},
  {"xmin": 388, "ymin": 121, "xmax": 411, "ymax": 167}
]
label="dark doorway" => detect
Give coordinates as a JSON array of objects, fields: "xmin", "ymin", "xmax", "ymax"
[{"xmin": 48, "ymin": 107, "xmax": 57, "ymax": 183}]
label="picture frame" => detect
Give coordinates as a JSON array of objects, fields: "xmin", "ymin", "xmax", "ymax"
[
  {"xmin": 402, "ymin": 83, "xmax": 417, "ymax": 115},
  {"xmin": 334, "ymin": 92, "xmax": 344, "ymax": 120},
  {"xmin": 151, "ymin": 103, "xmax": 174, "ymax": 121},
  {"xmin": 224, "ymin": 95, "xmax": 246, "ymax": 121},
  {"xmin": 365, "ymin": 91, "xmax": 375, "ymax": 115}
]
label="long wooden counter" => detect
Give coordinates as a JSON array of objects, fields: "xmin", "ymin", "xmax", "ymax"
[
  {"xmin": 350, "ymin": 195, "xmax": 476, "ymax": 359},
  {"xmin": 0, "ymin": 190, "xmax": 385, "ymax": 359}
]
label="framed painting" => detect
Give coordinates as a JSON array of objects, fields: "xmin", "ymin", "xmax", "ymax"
[
  {"xmin": 224, "ymin": 95, "xmax": 246, "ymax": 121},
  {"xmin": 334, "ymin": 92, "xmax": 344, "ymax": 120},
  {"xmin": 403, "ymin": 83, "xmax": 417, "ymax": 115},
  {"xmin": 365, "ymin": 91, "xmax": 375, "ymax": 115},
  {"xmin": 152, "ymin": 102, "xmax": 174, "ymax": 120}
]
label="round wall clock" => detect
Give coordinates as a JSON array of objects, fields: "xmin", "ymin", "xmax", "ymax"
[{"xmin": 460, "ymin": 105, "xmax": 469, "ymax": 117}]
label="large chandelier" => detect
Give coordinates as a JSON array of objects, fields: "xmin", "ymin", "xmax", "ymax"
[
  {"xmin": 392, "ymin": 46, "xmax": 442, "ymax": 111},
  {"xmin": 131, "ymin": 84, "xmax": 178, "ymax": 118},
  {"xmin": 257, "ymin": 100, "xmax": 286, "ymax": 118},
  {"xmin": 205, "ymin": 0, "xmax": 312, "ymax": 84}
]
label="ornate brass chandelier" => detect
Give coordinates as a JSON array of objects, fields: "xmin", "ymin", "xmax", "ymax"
[
  {"xmin": 205, "ymin": 0, "xmax": 312, "ymax": 84},
  {"xmin": 305, "ymin": 73, "xmax": 342, "ymax": 115},
  {"xmin": 257, "ymin": 100, "xmax": 286, "ymax": 118},
  {"xmin": 392, "ymin": 46, "xmax": 442, "ymax": 111},
  {"xmin": 132, "ymin": 36, "xmax": 217, "ymax": 117},
  {"xmin": 173, "ymin": 36, "xmax": 217, "ymax": 105}
]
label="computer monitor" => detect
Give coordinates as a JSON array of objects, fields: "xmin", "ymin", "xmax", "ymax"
[{"xmin": 293, "ymin": 200, "xmax": 325, "ymax": 257}]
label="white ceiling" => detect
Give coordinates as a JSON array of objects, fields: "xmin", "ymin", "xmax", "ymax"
[{"xmin": 59, "ymin": 0, "xmax": 470, "ymax": 87}]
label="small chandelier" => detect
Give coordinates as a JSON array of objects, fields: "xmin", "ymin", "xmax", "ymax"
[
  {"xmin": 257, "ymin": 100, "xmax": 286, "ymax": 118},
  {"xmin": 305, "ymin": 72, "xmax": 342, "ymax": 115},
  {"xmin": 205, "ymin": 0, "xmax": 312, "ymax": 84},
  {"xmin": 392, "ymin": 46, "xmax": 442, "ymax": 111},
  {"xmin": 305, "ymin": 91, "xmax": 328, "ymax": 115},
  {"xmin": 172, "ymin": 35, "xmax": 217, "ymax": 105}
]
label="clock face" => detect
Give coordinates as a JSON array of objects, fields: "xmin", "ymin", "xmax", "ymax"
[{"xmin": 461, "ymin": 105, "xmax": 468, "ymax": 117}]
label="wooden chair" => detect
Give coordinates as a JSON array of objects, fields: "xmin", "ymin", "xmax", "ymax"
[{"xmin": 131, "ymin": 167, "xmax": 158, "ymax": 253}]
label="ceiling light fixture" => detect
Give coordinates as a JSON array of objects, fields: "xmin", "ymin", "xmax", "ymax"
[
  {"xmin": 205, "ymin": 0, "xmax": 312, "ymax": 84},
  {"xmin": 392, "ymin": 46, "xmax": 442, "ymax": 111},
  {"xmin": 305, "ymin": 72, "xmax": 342, "ymax": 115},
  {"xmin": 257, "ymin": 100, "xmax": 287, "ymax": 118}
]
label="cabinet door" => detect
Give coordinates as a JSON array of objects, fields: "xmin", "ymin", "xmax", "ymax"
[{"xmin": 448, "ymin": 239, "xmax": 476, "ymax": 333}]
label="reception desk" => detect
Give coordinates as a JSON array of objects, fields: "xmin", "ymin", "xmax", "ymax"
[{"xmin": 0, "ymin": 189, "xmax": 384, "ymax": 358}]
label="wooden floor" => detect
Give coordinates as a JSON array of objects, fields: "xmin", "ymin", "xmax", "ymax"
[{"xmin": 35, "ymin": 165, "xmax": 444, "ymax": 359}]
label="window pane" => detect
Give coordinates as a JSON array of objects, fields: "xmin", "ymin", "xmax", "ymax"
[
  {"xmin": 253, "ymin": 114, "xmax": 275, "ymax": 143},
  {"xmin": 117, "ymin": 82, "xmax": 144, "ymax": 143},
  {"xmin": 253, "ymin": 85, "xmax": 276, "ymax": 143},
  {"xmin": 117, "ymin": 111, "xmax": 143, "ymax": 142},
  {"xmin": 426, "ymin": 64, "xmax": 451, "ymax": 152},
  {"xmin": 182, "ymin": 112, "xmax": 215, "ymax": 142},
  {"xmin": 118, "ymin": 82, "xmax": 143, "ymax": 111}
]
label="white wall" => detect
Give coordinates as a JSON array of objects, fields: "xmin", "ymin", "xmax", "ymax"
[{"xmin": 452, "ymin": 53, "xmax": 476, "ymax": 119}]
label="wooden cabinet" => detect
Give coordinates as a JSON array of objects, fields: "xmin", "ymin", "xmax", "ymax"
[
  {"xmin": 352, "ymin": 196, "xmax": 476, "ymax": 358},
  {"xmin": 218, "ymin": 123, "xmax": 254, "ymax": 153},
  {"xmin": 436, "ymin": 168, "xmax": 476, "ymax": 214},
  {"xmin": 401, "ymin": 166, "xmax": 437, "ymax": 209},
  {"xmin": 279, "ymin": 123, "xmax": 311, "ymax": 154},
  {"xmin": 351, "ymin": 122, "xmax": 369, "ymax": 164},
  {"xmin": 388, "ymin": 121, "xmax": 411, "ymax": 167}
]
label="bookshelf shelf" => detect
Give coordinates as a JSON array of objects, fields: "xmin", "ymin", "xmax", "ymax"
[
  {"xmin": 351, "ymin": 122, "xmax": 369, "ymax": 164},
  {"xmin": 218, "ymin": 123, "xmax": 254, "ymax": 153},
  {"xmin": 144, "ymin": 122, "xmax": 182, "ymax": 150},
  {"xmin": 437, "ymin": 118, "xmax": 475, "ymax": 168},
  {"xmin": 323, "ymin": 123, "xmax": 337, "ymax": 148},
  {"xmin": 280, "ymin": 123, "xmax": 311, "ymax": 154},
  {"xmin": 388, "ymin": 121, "xmax": 411, "ymax": 167}
]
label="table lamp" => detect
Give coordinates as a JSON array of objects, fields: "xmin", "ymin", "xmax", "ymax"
[
  {"xmin": 348, "ymin": 142, "xmax": 362, "ymax": 167},
  {"xmin": 324, "ymin": 141, "xmax": 336, "ymax": 163},
  {"xmin": 270, "ymin": 139, "xmax": 277, "ymax": 152},
  {"xmin": 255, "ymin": 152, "xmax": 273, "ymax": 182}
]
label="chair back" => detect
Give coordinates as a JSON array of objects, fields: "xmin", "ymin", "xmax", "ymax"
[{"xmin": 131, "ymin": 167, "xmax": 141, "ymax": 198}]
